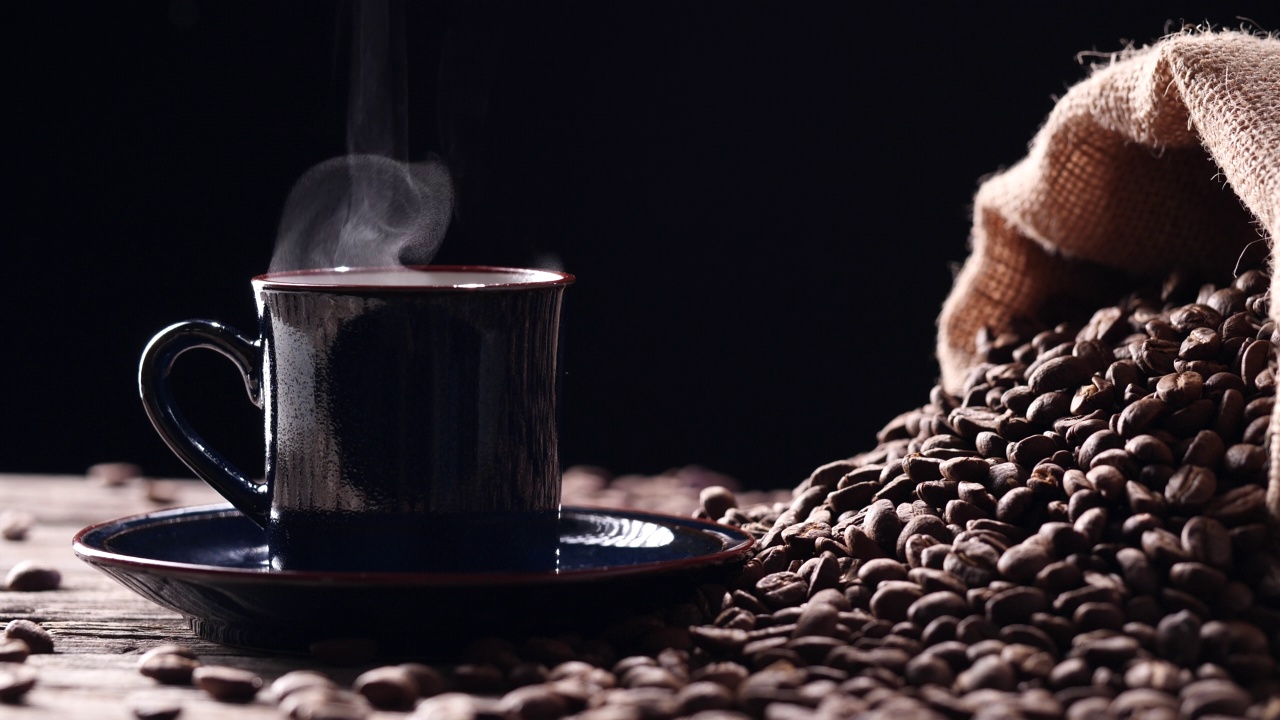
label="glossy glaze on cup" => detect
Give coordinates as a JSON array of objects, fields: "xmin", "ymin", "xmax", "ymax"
[{"xmin": 140, "ymin": 266, "xmax": 572, "ymax": 572}]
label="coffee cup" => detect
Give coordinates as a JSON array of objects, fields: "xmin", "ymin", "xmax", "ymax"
[{"xmin": 139, "ymin": 265, "xmax": 573, "ymax": 572}]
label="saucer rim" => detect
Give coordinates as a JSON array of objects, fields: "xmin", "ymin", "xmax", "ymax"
[{"xmin": 73, "ymin": 503, "xmax": 755, "ymax": 587}]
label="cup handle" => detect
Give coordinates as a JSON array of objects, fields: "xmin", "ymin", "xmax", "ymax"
[{"xmin": 138, "ymin": 321, "xmax": 270, "ymax": 527}]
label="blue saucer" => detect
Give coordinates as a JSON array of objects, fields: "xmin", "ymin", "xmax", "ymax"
[{"xmin": 74, "ymin": 504, "xmax": 754, "ymax": 656}]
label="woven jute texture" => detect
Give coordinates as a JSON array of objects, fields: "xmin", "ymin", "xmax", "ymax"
[{"xmin": 934, "ymin": 31, "xmax": 1280, "ymax": 527}]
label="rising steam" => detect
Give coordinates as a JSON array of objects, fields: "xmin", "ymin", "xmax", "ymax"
[
  {"xmin": 270, "ymin": 0, "xmax": 453, "ymax": 272},
  {"xmin": 271, "ymin": 155, "xmax": 452, "ymax": 271}
]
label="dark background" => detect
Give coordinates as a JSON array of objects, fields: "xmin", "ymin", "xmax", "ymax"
[{"xmin": 4, "ymin": 3, "xmax": 1275, "ymax": 489}]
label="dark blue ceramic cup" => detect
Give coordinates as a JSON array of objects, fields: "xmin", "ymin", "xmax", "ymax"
[{"xmin": 139, "ymin": 266, "xmax": 573, "ymax": 572}]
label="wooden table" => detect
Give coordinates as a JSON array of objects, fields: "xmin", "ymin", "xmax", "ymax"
[
  {"xmin": 0, "ymin": 474, "xmax": 449, "ymax": 719},
  {"xmin": 0, "ymin": 471, "xmax": 734, "ymax": 719}
]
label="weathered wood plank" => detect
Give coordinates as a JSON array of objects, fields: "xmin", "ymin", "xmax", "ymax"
[
  {"xmin": 0, "ymin": 475, "xmax": 416, "ymax": 718},
  {"xmin": 0, "ymin": 473, "xmax": 710, "ymax": 717}
]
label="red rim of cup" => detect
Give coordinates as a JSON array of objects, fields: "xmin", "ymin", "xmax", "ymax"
[{"xmin": 253, "ymin": 265, "xmax": 575, "ymax": 291}]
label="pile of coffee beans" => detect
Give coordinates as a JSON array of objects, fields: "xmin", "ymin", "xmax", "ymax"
[{"xmin": 677, "ymin": 268, "xmax": 1280, "ymax": 719}]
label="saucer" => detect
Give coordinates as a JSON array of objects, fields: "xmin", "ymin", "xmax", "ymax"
[{"xmin": 73, "ymin": 504, "xmax": 754, "ymax": 656}]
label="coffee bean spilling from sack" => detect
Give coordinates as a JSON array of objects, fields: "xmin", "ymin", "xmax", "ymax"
[{"xmin": 684, "ymin": 268, "xmax": 1280, "ymax": 719}]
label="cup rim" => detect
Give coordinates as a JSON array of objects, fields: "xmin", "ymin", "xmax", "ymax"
[{"xmin": 252, "ymin": 265, "xmax": 574, "ymax": 291}]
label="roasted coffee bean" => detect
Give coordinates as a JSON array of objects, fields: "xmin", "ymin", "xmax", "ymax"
[
  {"xmin": 944, "ymin": 499, "xmax": 987, "ymax": 528},
  {"xmin": 895, "ymin": 515, "xmax": 950, "ymax": 560},
  {"xmin": 353, "ymin": 666, "xmax": 418, "ymax": 711},
  {"xmin": 4, "ymin": 561, "xmax": 60, "ymax": 592},
  {"xmin": 1114, "ymin": 547, "xmax": 1159, "ymax": 595},
  {"xmin": 1152, "ymin": 610, "xmax": 1202, "ymax": 668},
  {"xmin": 1026, "ymin": 391, "xmax": 1072, "ymax": 425},
  {"xmin": 1073, "ymin": 602, "xmax": 1125, "ymax": 632},
  {"xmin": 994, "ymin": 486, "xmax": 1033, "ymax": 522},
  {"xmin": 944, "ymin": 545, "xmax": 999, "ymax": 588},
  {"xmin": 138, "ymin": 644, "xmax": 197, "ymax": 664},
  {"xmin": 914, "ymin": 481, "xmax": 956, "ymax": 509},
  {"xmin": 996, "ymin": 541, "xmax": 1052, "ymax": 582},
  {"xmin": 1222, "ymin": 442, "xmax": 1266, "ymax": 475},
  {"xmin": 755, "ymin": 572, "xmax": 809, "ymax": 609},
  {"xmin": 1156, "ymin": 371, "xmax": 1204, "ymax": 407},
  {"xmin": 1028, "ymin": 355, "xmax": 1093, "ymax": 395},
  {"xmin": 863, "ymin": 500, "xmax": 902, "ymax": 554},
  {"xmin": 1214, "ymin": 387, "xmax": 1245, "ymax": 442},
  {"xmin": 1125, "ymin": 434, "xmax": 1174, "ymax": 465},
  {"xmin": 3, "ymin": 620, "xmax": 51, "ymax": 655},
  {"xmin": 1169, "ymin": 561, "xmax": 1227, "ymax": 597},
  {"xmin": 955, "ymin": 655, "xmax": 1017, "ymax": 693},
  {"xmin": 781, "ymin": 522, "xmax": 832, "ymax": 554},
  {"xmin": 876, "ymin": 475, "xmax": 922, "ymax": 506},
  {"xmin": 857, "ymin": 558, "xmax": 907, "ymax": 587},
  {"xmin": 1117, "ymin": 396, "xmax": 1168, "ymax": 437},
  {"xmin": 413, "ymin": 693, "xmax": 499, "ymax": 720},
  {"xmin": 271, "ymin": 670, "xmax": 338, "ymax": 701},
  {"xmin": 1072, "ymin": 506, "xmax": 1107, "ymax": 544},
  {"xmin": 699, "ymin": 486, "xmax": 738, "ymax": 521},
  {"xmin": 903, "ymin": 456, "xmax": 944, "ymax": 483},
  {"xmin": 1205, "ymin": 484, "xmax": 1266, "ymax": 526},
  {"xmin": 1069, "ymin": 377, "xmax": 1114, "ymax": 415},
  {"xmin": 0, "ymin": 512, "xmax": 34, "ymax": 542},
  {"xmin": 1229, "ymin": 524, "xmax": 1270, "ymax": 557},
  {"xmin": 193, "ymin": 666, "xmax": 262, "ymax": 703},
  {"xmin": 1064, "ymin": 417, "xmax": 1110, "ymax": 450},
  {"xmin": 1121, "ymin": 513, "xmax": 1163, "ymax": 542},
  {"xmin": 1038, "ymin": 522, "xmax": 1086, "ymax": 557},
  {"xmin": 905, "ymin": 568, "xmax": 964, "ymax": 598},
  {"xmin": 980, "ymin": 464, "xmax": 1023, "ymax": 497},
  {"xmin": 278, "ymin": 688, "xmax": 370, "ymax": 720},
  {"xmin": 140, "ymin": 653, "xmax": 200, "ymax": 685},
  {"xmin": 985, "ymin": 586, "xmax": 1047, "ymax": 625},
  {"xmin": 870, "ymin": 581, "xmax": 925, "ymax": 623},
  {"xmin": 87, "ymin": 462, "xmax": 142, "ymax": 486},
  {"xmin": 907, "ymin": 591, "xmax": 969, "ymax": 626},
  {"xmin": 1179, "ymin": 679, "xmax": 1250, "ymax": 719},
  {"xmin": 829, "ymin": 483, "xmax": 878, "ymax": 516},
  {"xmin": 0, "ymin": 664, "xmax": 36, "ymax": 704},
  {"xmin": 1164, "ymin": 465, "xmax": 1217, "ymax": 510},
  {"xmin": 1123, "ymin": 661, "xmax": 1185, "ymax": 695},
  {"xmin": 1181, "ymin": 430, "xmax": 1225, "ymax": 468}
]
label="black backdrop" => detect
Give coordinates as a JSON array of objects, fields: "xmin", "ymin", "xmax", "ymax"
[{"xmin": 4, "ymin": 3, "xmax": 1275, "ymax": 489}]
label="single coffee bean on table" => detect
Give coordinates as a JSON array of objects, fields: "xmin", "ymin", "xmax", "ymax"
[
  {"xmin": 0, "ymin": 511, "xmax": 34, "ymax": 541},
  {"xmin": 352, "ymin": 665, "xmax": 418, "ymax": 710},
  {"xmin": 192, "ymin": 665, "xmax": 262, "ymax": 703},
  {"xmin": 137, "ymin": 645, "xmax": 200, "ymax": 685},
  {"xmin": 4, "ymin": 561, "xmax": 60, "ymax": 591},
  {"xmin": 86, "ymin": 461, "xmax": 142, "ymax": 487},
  {"xmin": 139, "ymin": 654, "xmax": 200, "ymax": 685},
  {"xmin": 270, "ymin": 669, "xmax": 337, "ymax": 701},
  {"xmin": 3, "ymin": 620, "xmax": 51, "ymax": 654}
]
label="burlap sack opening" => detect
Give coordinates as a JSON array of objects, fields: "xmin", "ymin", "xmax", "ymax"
[{"xmin": 934, "ymin": 31, "xmax": 1280, "ymax": 530}]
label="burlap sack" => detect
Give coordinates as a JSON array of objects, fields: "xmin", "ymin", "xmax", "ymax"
[{"xmin": 935, "ymin": 31, "xmax": 1280, "ymax": 528}]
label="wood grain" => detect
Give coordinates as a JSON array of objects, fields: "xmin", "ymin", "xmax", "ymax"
[{"xmin": 0, "ymin": 475, "xmax": 419, "ymax": 718}]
